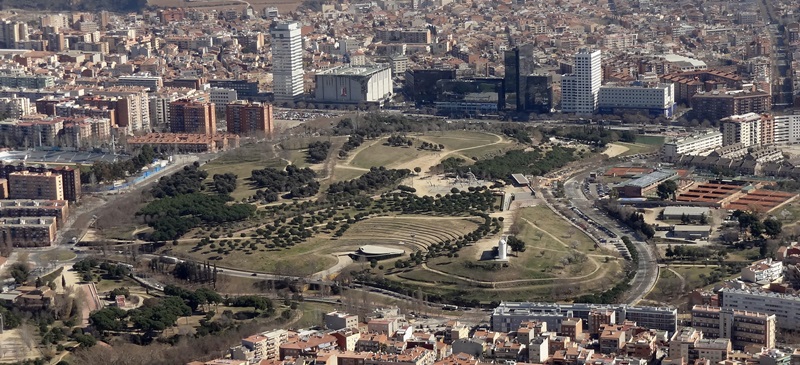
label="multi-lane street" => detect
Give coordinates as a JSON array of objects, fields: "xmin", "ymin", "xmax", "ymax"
[{"xmin": 562, "ymin": 170, "xmax": 659, "ymax": 305}]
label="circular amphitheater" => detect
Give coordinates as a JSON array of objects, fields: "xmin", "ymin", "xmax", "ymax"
[{"xmin": 339, "ymin": 216, "xmax": 481, "ymax": 252}]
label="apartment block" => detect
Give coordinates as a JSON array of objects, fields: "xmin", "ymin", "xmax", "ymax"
[
  {"xmin": 690, "ymin": 305, "xmax": 776, "ymax": 350},
  {"xmin": 8, "ymin": 171, "xmax": 64, "ymax": 201},
  {"xmin": 0, "ymin": 216, "xmax": 57, "ymax": 247},
  {"xmin": 169, "ymin": 99, "xmax": 216, "ymax": 135},
  {"xmin": 0, "ymin": 96, "xmax": 31, "ymax": 118},
  {"xmin": 773, "ymin": 114, "xmax": 800, "ymax": 144},
  {"xmin": 491, "ymin": 302, "xmax": 677, "ymax": 333},
  {"xmin": 719, "ymin": 288, "xmax": 800, "ymax": 330},
  {"xmin": 126, "ymin": 133, "xmax": 239, "ymax": 153},
  {"xmin": 691, "ymin": 90, "xmax": 771, "ymax": 122},
  {"xmin": 661, "ymin": 131, "xmax": 723, "ymax": 160},
  {"xmin": 0, "ymin": 199, "xmax": 69, "ymax": 227},
  {"xmin": 324, "ymin": 311, "xmax": 359, "ymax": 331},
  {"xmin": 225, "ymin": 101, "xmax": 274, "ymax": 135},
  {"xmin": 720, "ymin": 113, "xmax": 773, "ymax": 147},
  {"xmin": 668, "ymin": 327, "xmax": 731, "ymax": 363},
  {"xmin": 0, "ymin": 164, "xmax": 80, "ymax": 202}
]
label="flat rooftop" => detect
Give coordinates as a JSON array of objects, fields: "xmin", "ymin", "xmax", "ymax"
[
  {"xmin": 621, "ymin": 169, "xmax": 676, "ymax": 188},
  {"xmin": 318, "ymin": 64, "xmax": 390, "ymax": 77}
]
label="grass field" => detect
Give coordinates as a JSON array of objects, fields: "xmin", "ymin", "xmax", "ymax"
[
  {"xmin": 201, "ymin": 142, "xmax": 287, "ymax": 201},
  {"xmin": 38, "ymin": 249, "xmax": 77, "ymax": 262},
  {"xmin": 418, "ymin": 131, "xmax": 499, "ymax": 150},
  {"xmin": 519, "ymin": 206, "xmax": 598, "ymax": 252},
  {"xmin": 617, "ymin": 142, "xmax": 661, "ymax": 157},
  {"xmin": 330, "ymin": 166, "xmax": 367, "ymax": 183},
  {"xmin": 635, "ymin": 135, "xmax": 666, "ymax": 145},
  {"xmin": 350, "ymin": 140, "xmax": 434, "ymax": 169},
  {"xmin": 645, "ymin": 265, "xmax": 717, "ymax": 303}
]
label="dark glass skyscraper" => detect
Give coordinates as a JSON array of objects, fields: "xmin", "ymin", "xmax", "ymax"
[{"xmin": 503, "ymin": 44, "xmax": 536, "ymax": 111}]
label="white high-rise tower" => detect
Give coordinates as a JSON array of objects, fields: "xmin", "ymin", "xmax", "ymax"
[
  {"xmin": 561, "ymin": 48, "xmax": 602, "ymax": 115},
  {"xmin": 270, "ymin": 21, "xmax": 304, "ymax": 103}
]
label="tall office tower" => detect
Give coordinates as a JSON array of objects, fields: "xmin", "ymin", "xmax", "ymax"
[
  {"xmin": 270, "ymin": 21, "xmax": 304, "ymax": 103},
  {"xmin": 561, "ymin": 48, "xmax": 602, "ymax": 115},
  {"xmin": 503, "ymin": 44, "xmax": 536, "ymax": 111},
  {"xmin": 0, "ymin": 20, "xmax": 28, "ymax": 48}
]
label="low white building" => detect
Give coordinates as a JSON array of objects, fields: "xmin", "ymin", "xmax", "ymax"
[
  {"xmin": 314, "ymin": 64, "xmax": 392, "ymax": 106},
  {"xmin": 597, "ymin": 82, "xmax": 676, "ymax": 118},
  {"xmin": 774, "ymin": 114, "xmax": 800, "ymax": 145},
  {"xmin": 661, "ymin": 130, "xmax": 723, "ymax": 159},
  {"xmin": 740, "ymin": 258, "xmax": 783, "ymax": 283}
]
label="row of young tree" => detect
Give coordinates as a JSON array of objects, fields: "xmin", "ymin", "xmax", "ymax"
[
  {"xmin": 338, "ymin": 134, "xmax": 364, "ymax": 158},
  {"xmin": 599, "ymin": 201, "xmax": 656, "ymax": 238},
  {"xmin": 306, "ymin": 141, "xmax": 331, "ymax": 163}
]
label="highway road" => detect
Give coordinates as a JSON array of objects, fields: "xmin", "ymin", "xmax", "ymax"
[{"xmin": 562, "ymin": 171, "xmax": 659, "ymax": 305}]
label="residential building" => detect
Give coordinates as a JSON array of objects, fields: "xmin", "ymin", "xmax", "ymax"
[
  {"xmin": 559, "ymin": 318, "xmax": 583, "ymax": 341},
  {"xmin": 8, "ymin": 171, "xmax": 64, "ymax": 201},
  {"xmin": 528, "ymin": 336, "xmax": 549, "ymax": 363},
  {"xmin": 0, "ymin": 96, "xmax": 31, "ymax": 119},
  {"xmin": 490, "ymin": 302, "xmax": 677, "ymax": 333},
  {"xmin": 0, "ymin": 72, "xmax": 55, "ymax": 89},
  {"xmin": 0, "ymin": 164, "xmax": 80, "ymax": 202},
  {"xmin": 368, "ymin": 318, "xmax": 398, "ymax": 336},
  {"xmin": 116, "ymin": 75, "xmax": 163, "ymax": 91},
  {"xmin": 690, "ymin": 305, "xmax": 776, "ymax": 350},
  {"xmin": 0, "ymin": 199, "xmax": 69, "ymax": 227},
  {"xmin": 314, "ymin": 64, "xmax": 393, "ymax": 106},
  {"xmin": 126, "ymin": 133, "xmax": 239, "ymax": 153},
  {"xmin": 270, "ymin": 21, "xmax": 304, "ymax": 103},
  {"xmin": 691, "ymin": 90, "xmax": 771, "ymax": 122},
  {"xmin": 597, "ymin": 82, "xmax": 676, "ymax": 118},
  {"xmin": 0, "ymin": 216, "xmax": 57, "ymax": 247},
  {"xmin": 375, "ymin": 29, "xmax": 431, "ymax": 44},
  {"xmin": 279, "ymin": 332, "xmax": 338, "ymax": 358},
  {"xmin": 587, "ymin": 309, "xmax": 616, "ymax": 337},
  {"xmin": 661, "ymin": 131, "xmax": 723, "ymax": 160},
  {"xmin": 773, "ymin": 114, "xmax": 800, "ymax": 144},
  {"xmin": 0, "ymin": 20, "xmax": 28, "ymax": 48},
  {"xmin": 720, "ymin": 113, "xmax": 774, "ymax": 147},
  {"xmin": 90, "ymin": 87, "xmax": 152, "ymax": 134},
  {"xmin": 740, "ymin": 258, "xmax": 783, "ymax": 283},
  {"xmin": 169, "ymin": 99, "xmax": 216, "ymax": 135},
  {"xmin": 668, "ymin": 328, "xmax": 730, "ymax": 363},
  {"xmin": 324, "ymin": 311, "xmax": 359, "ymax": 331},
  {"xmin": 561, "ymin": 49, "xmax": 602, "ymax": 115},
  {"xmin": 225, "ymin": 101, "xmax": 273, "ymax": 135},
  {"xmin": 237, "ymin": 329, "xmax": 288, "ymax": 361},
  {"xmin": 719, "ymin": 288, "xmax": 800, "ymax": 330}
]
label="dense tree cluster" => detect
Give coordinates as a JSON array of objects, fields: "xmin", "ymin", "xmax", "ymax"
[
  {"xmin": 333, "ymin": 114, "xmax": 447, "ymax": 137},
  {"xmin": 151, "ymin": 163, "xmax": 208, "ymax": 199},
  {"xmin": 251, "ymin": 165, "xmax": 319, "ymax": 201},
  {"xmin": 224, "ymin": 295, "xmax": 273, "ymax": 311},
  {"xmin": 9, "ymin": 262, "xmax": 30, "ymax": 284},
  {"xmin": 163, "ymin": 285, "xmax": 223, "ymax": 312},
  {"xmin": 138, "ymin": 193, "xmax": 255, "ymax": 241},
  {"xmin": 338, "ymin": 134, "xmax": 364, "ymax": 158},
  {"xmin": 542, "ymin": 127, "xmax": 636, "ymax": 147},
  {"xmin": 326, "ymin": 167, "xmax": 410, "ymax": 199},
  {"xmin": 212, "ymin": 173, "xmax": 237, "ymax": 195},
  {"xmin": 460, "ymin": 146, "xmax": 577, "ymax": 182},
  {"xmin": 307, "ymin": 141, "xmax": 332, "ymax": 163},
  {"xmin": 81, "ymin": 145, "xmax": 159, "ymax": 184},
  {"xmin": 598, "ymin": 201, "xmax": 655, "ymax": 239},
  {"xmin": 656, "ymin": 180, "xmax": 678, "ymax": 200},
  {"xmin": 506, "ymin": 236, "xmax": 526, "ymax": 253},
  {"xmin": 439, "ymin": 157, "xmax": 466, "ymax": 173},
  {"xmin": 382, "ymin": 187, "xmax": 497, "ymax": 215},
  {"xmin": 386, "ymin": 135, "xmax": 414, "ymax": 147},
  {"xmin": 732, "ymin": 210, "xmax": 782, "ymax": 238},
  {"xmin": 502, "ymin": 128, "xmax": 533, "ymax": 144},
  {"xmin": 172, "ymin": 261, "xmax": 217, "ymax": 284}
]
